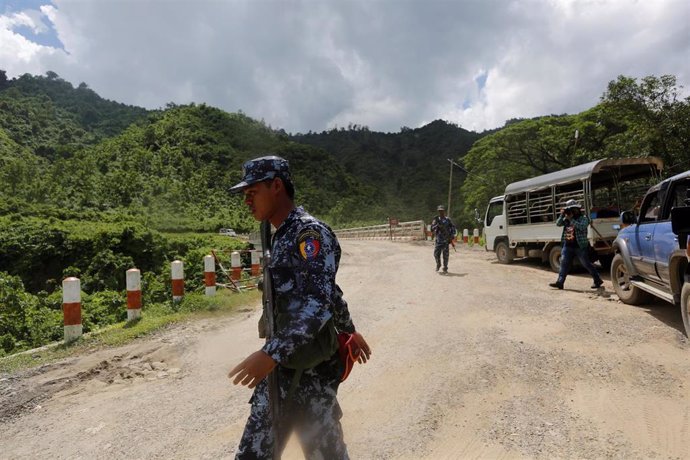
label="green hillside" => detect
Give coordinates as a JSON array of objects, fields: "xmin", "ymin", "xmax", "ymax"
[
  {"xmin": 0, "ymin": 72, "xmax": 377, "ymax": 231},
  {"xmin": 292, "ymin": 120, "xmax": 483, "ymax": 223},
  {"xmin": 0, "ymin": 70, "xmax": 148, "ymax": 155}
]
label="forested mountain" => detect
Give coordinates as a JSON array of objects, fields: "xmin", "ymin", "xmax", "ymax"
[
  {"xmin": 0, "ymin": 71, "xmax": 484, "ymax": 230},
  {"xmin": 0, "ymin": 72, "xmax": 379, "ymax": 231},
  {"xmin": 0, "ymin": 70, "xmax": 149, "ymax": 159},
  {"xmin": 292, "ymin": 120, "xmax": 483, "ymax": 222}
]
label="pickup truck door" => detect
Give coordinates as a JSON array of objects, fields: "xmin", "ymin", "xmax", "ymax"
[
  {"xmin": 654, "ymin": 220, "xmax": 676, "ymax": 284},
  {"xmin": 655, "ymin": 180, "xmax": 689, "ymax": 285},
  {"xmin": 632, "ymin": 191, "xmax": 662, "ymax": 281}
]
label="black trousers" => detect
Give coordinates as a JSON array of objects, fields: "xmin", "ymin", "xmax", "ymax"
[{"xmin": 434, "ymin": 243, "xmax": 450, "ymax": 269}]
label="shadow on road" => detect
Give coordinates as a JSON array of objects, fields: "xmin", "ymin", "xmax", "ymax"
[
  {"xmin": 633, "ymin": 301, "xmax": 685, "ymax": 335},
  {"xmin": 498, "ymin": 257, "xmax": 688, "ymax": 334},
  {"xmin": 438, "ymin": 272, "xmax": 467, "ymax": 277},
  {"xmin": 492, "ymin": 256, "xmax": 609, "ymax": 275}
]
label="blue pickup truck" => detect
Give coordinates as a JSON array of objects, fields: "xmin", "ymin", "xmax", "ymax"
[{"xmin": 611, "ymin": 170, "xmax": 690, "ymax": 336}]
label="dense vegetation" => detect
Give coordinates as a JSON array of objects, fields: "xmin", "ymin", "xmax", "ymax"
[
  {"xmin": 292, "ymin": 120, "xmax": 482, "ymax": 223},
  {"xmin": 1, "ymin": 70, "xmax": 688, "ymax": 356}
]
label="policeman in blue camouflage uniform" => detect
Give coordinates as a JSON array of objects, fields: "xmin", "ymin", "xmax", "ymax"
[
  {"xmin": 431, "ymin": 205, "xmax": 457, "ymax": 273},
  {"xmin": 228, "ymin": 156, "xmax": 371, "ymax": 460}
]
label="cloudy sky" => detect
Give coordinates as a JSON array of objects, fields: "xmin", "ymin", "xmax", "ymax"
[{"xmin": 1, "ymin": 0, "xmax": 688, "ymax": 134}]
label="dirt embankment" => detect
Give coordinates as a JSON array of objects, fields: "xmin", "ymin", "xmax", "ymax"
[{"xmin": 2, "ymin": 240, "xmax": 690, "ymax": 459}]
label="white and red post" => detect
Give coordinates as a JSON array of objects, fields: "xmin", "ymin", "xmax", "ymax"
[
  {"xmin": 204, "ymin": 255, "xmax": 216, "ymax": 296},
  {"xmin": 126, "ymin": 269, "xmax": 142, "ymax": 321},
  {"xmin": 231, "ymin": 251, "xmax": 242, "ymax": 281},
  {"xmin": 171, "ymin": 260, "xmax": 184, "ymax": 302},
  {"xmin": 473, "ymin": 228, "xmax": 479, "ymax": 244},
  {"xmin": 62, "ymin": 277, "xmax": 82, "ymax": 343},
  {"xmin": 462, "ymin": 229, "xmax": 469, "ymax": 243},
  {"xmin": 251, "ymin": 250, "xmax": 261, "ymax": 277}
]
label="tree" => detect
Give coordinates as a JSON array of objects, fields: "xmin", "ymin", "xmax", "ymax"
[{"xmin": 600, "ymin": 75, "xmax": 690, "ymax": 173}]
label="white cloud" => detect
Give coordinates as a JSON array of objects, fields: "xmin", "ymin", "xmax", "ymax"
[
  {"xmin": 0, "ymin": 10, "xmax": 59, "ymax": 73},
  {"xmin": 0, "ymin": 0, "xmax": 688, "ymax": 133}
]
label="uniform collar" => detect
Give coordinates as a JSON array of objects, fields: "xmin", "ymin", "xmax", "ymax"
[{"xmin": 274, "ymin": 206, "xmax": 304, "ymax": 233}]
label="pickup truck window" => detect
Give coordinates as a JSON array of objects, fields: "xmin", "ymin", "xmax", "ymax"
[
  {"xmin": 639, "ymin": 191, "xmax": 661, "ymax": 223},
  {"xmin": 667, "ymin": 180, "xmax": 690, "ymax": 216}
]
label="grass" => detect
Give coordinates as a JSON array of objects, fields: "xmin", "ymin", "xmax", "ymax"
[{"xmin": 0, "ymin": 289, "xmax": 260, "ymax": 374}]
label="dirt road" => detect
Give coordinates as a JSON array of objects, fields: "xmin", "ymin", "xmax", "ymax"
[{"xmin": 3, "ymin": 240, "xmax": 690, "ymax": 459}]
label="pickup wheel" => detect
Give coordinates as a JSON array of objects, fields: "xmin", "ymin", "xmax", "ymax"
[
  {"xmin": 495, "ymin": 241, "xmax": 514, "ymax": 264},
  {"xmin": 548, "ymin": 246, "xmax": 561, "ymax": 273},
  {"xmin": 680, "ymin": 284, "xmax": 690, "ymax": 338},
  {"xmin": 610, "ymin": 254, "xmax": 652, "ymax": 305}
]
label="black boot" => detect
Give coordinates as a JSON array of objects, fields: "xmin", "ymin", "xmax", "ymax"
[{"xmin": 549, "ymin": 282, "xmax": 564, "ymax": 289}]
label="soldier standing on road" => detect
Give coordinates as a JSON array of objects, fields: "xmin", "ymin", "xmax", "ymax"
[
  {"xmin": 431, "ymin": 205, "xmax": 457, "ymax": 273},
  {"xmin": 549, "ymin": 199, "xmax": 604, "ymax": 290},
  {"xmin": 227, "ymin": 155, "xmax": 371, "ymax": 460}
]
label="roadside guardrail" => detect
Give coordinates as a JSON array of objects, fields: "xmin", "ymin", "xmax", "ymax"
[{"xmin": 335, "ymin": 220, "xmax": 426, "ymax": 241}]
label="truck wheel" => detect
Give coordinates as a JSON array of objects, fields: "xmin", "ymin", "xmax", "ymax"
[
  {"xmin": 495, "ymin": 241, "xmax": 514, "ymax": 264},
  {"xmin": 681, "ymin": 284, "xmax": 690, "ymax": 338},
  {"xmin": 548, "ymin": 246, "xmax": 562, "ymax": 273},
  {"xmin": 610, "ymin": 254, "xmax": 651, "ymax": 305}
]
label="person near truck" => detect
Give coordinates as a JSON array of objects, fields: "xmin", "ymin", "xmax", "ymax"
[
  {"xmin": 227, "ymin": 155, "xmax": 371, "ymax": 459},
  {"xmin": 549, "ymin": 199, "xmax": 604, "ymax": 290},
  {"xmin": 431, "ymin": 205, "xmax": 457, "ymax": 273}
]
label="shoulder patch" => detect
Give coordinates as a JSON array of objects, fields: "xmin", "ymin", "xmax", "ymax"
[{"xmin": 298, "ymin": 228, "xmax": 322, "ymax": 260}]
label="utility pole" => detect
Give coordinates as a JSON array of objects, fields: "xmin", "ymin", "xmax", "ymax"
[
  {"xmin": 447, "ymin": 159, "xmax": 462, "ymax": 217},
  {"xmin": 447, "ymin": 159, "xmax": 453, "ymax": 216}
]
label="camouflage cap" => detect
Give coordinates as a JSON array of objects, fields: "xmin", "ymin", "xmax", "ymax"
[
  {"xmin": 229, "ymin": 155, "xmax": 291, "ymax": 193},
  {"xmin": 437, "ymin": 205, "xmax": 445, "ymax": 211}
]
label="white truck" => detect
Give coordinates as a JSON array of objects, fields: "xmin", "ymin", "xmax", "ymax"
[{"xmin": 483, "ymin": 157, "xmax": 663, "ymax": 272}]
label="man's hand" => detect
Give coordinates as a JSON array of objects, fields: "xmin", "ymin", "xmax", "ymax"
[
  {"xmin": 351, "ymin": 332, "xmax": 372, "ymax": 364},
  {"xmin": 228, "ymin": 350, "xmax": 277, "ymax": 388}
]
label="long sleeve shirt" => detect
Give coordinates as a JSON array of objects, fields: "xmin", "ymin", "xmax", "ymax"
[
  {"xmin": 262, "ymin": 206, "xmax": 356, "ymax": 365},
  {"xmin": 556, "ymin": 213, "xmax": 590, "ymax": 249},
  {"xmin": 431, "ymin": 216, "xmax": 457, "ymax": 245}
]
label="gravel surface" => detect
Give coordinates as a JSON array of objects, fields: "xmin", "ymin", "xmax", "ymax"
[{"xmin": 2, "ymin": 240, "xmax": 690, "ymax": 459}]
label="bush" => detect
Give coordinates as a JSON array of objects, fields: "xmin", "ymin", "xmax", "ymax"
[
  {"xmin": 0, "ymin": 216, "xmax": 251, "ymax": 354},
  {"xmin": 0, "ymin": 217, "xmax": 170, "ymax": 293},
  {"xmin": 83, "ymin": 290, "xmax": 127, "ymax": 330},
  {"xmin": 0, "ymin": 272, "xmax": 33, "ymax": 353},
  {"xmin": 24, "ymin": 294, "xmax": 62, "ymax": 347}
]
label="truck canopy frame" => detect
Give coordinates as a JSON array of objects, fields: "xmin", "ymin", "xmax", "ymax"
[{"xmin": 505, "ymin": 158, "xmax": 664, "ymax": 196}]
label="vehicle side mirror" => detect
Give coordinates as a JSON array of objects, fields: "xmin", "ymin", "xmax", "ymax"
[{"xmin": 620, "ymin": 211, "xmax": 636, "ymax": 225}]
